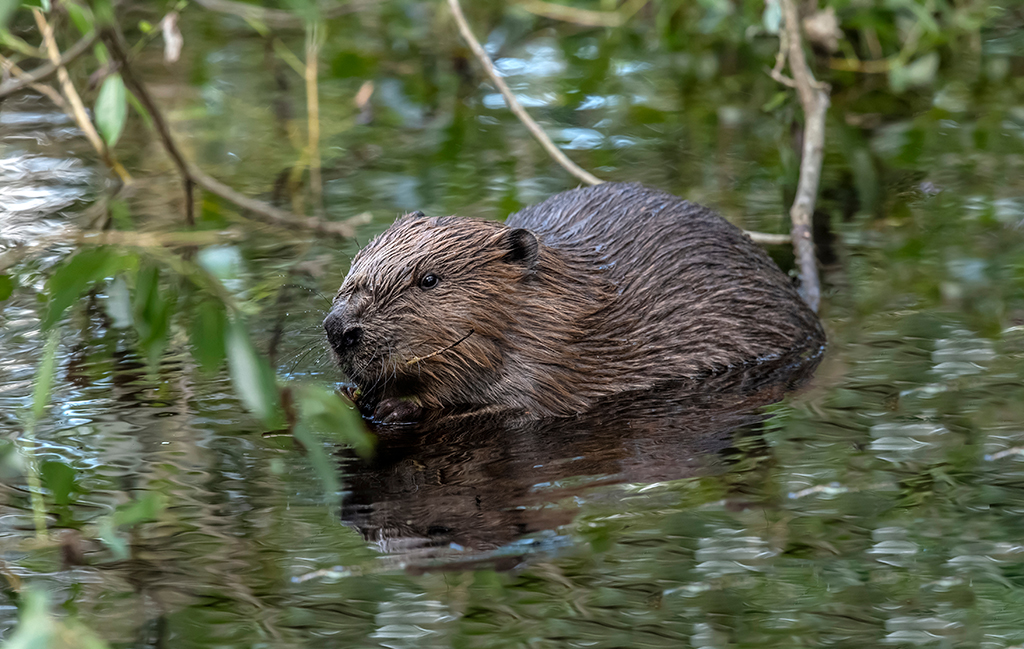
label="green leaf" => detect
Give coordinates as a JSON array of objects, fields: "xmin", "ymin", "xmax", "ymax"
[
  {"xmin": 0, "ymin": 0, "xmax": 18, "ymax": 32},
  {"xmin": 296, "ymin": 383, "xmax": 374, "ymax": 457},
  {"xmin": 95, "ymin": 73, "xmax": 127, "ymax": 147},
  {"xmin": 43, "ymin": 247, "xmax": 122, "ymax": 330},
  {"xmin": 226, "ymin": 318, "xmax": 282, "ymax": 426},
  {"xmin": 109, "ymin": 197, "xmax": 133, "ymax": 229},
  {"xmin": 112, "ymin": 492, "xmax": 165, "ymax": 527},
  {"xmin": 91, "ymin": 0, "xmax": 115, "ymax": 26},
  {"xmin": 99, "ymin": 493, "xmax": 167, "ymax": 560},
  {"xmin": 189, "ymin": 299, "xmax": 227, "ymax": 372},
  {"xmin": 64, "ymin": 2, "xmax": 95, "ymax": 35},
  {"xmin": 132, "ymin": 264, "xmax": 174, "ymax": 367},
  {"xmin": 0, "ymin": 28, "xmax": 44, "ymax": 58},
  {"xmin": 761, "ymin": 91, "xmax": 788, "ymax": 113},
  {"xmin": 125, "ymin": 90, "xmax": 153, "ymax": 130},
  {"xmin": 41, "ymin": 460, "xmax": 77, "ymax": 507},
  {"xmin": 31, "ymin": 330, "xmax": 60, "ymax": 426},
  {"xmin": 282, "ymin": 0, "xmax": 320, "ymax": 23},
  {"xmin": 293, "ymin": 422, "xmax": 341, "ymax": 509},
  {"xmin": 97, "ymin": 517, "xmax": 129, "ymax": 560},
  {"xmin": 6, "ymin": 590, "xmax": 111, "ymax": 649},
  {"xmin": 0, "ymin": 273, "xmax": 13, "ymax": 301},
  {"xmin": 92, "ymin": 41, "xmax": 109, "ymax": 65},
  {"xmin": 888, "ymin": 52, "xmax": 939, "ymax": 93},
  {"xmin": 4, "ymin": 590, "xmax": 55, "ymax": 649}
]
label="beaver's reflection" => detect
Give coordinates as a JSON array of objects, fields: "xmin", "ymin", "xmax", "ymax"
[{"xmin": 339, "ymin": 352, "xmax": 821, "ymax": 565}]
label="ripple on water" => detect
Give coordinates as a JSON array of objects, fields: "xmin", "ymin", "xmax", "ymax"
[{"xmin": 0, "ymin": 97, "xmax": 92, "ymax": 248}]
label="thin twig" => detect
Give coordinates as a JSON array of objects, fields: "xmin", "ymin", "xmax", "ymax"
[
  {"xmin": 76, "ymin": 229, "xmax": 245, "ymax": 247},
  {"xmin": 103, "ymin": 27, "xmax": 195, "ymax": 225},
  {"xmin": 447, "ymin": 0, "xmax": 603, "ymax": 186},
  {"xmin": 828, "ymin": 57, "xmax": 890, "ymax": 73},
  {"xmin": 745, "ymin": 231, "xmax": 791, "ymax": 245},
  {"xmin": 193, "ymin": 0, "xmax": 366, "ymax": 29},
  {"xmin": 100, "ymin": 27, "xmax": 355, "ymax": 238},
  {"xmin": 515, "ymin": 0, "xmax": 648, "ymax": 28},
  {"xmin": 32, "ymin": 9, "xmax": 132, "ymax": 184},
  {"xmin": 768, "ymin": 26, "xmax": 796, "ymax": 88},
  {"xmin": 0, "ymin": 56, "xmax": 68, "ymax": 108},
  {"xmin": 450, "ymin": 0, "xmax": 783, "ymax": 245},
  {"xmin": 406, "ymin": 329, "xmax": 474, "ymax": 366},
  {"xmin": 0, "ymin": 31, "xmax": 97, "ymax": 99},
  {"xmin": 776, "ymin": 0, "xmax": 828, "ymax": 312},
  {"xmin": 306, "ymin": 22, "xmax": 325, "ymax": 218}
]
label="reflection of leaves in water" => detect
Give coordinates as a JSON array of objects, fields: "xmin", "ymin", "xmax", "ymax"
[
  {"xmin": 40, "ymin": 460, "xmax": 77, "ymax": 507},
  {"xmin": 0, "ymin": 274, "xmax": 13, "ymax": 301}
]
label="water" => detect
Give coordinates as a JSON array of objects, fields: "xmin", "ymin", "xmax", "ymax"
[{"xmin": 3, "ymin": 3, "xmax": 1024, "ymax": 647}]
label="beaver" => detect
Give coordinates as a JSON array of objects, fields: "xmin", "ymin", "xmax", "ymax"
[{"xmin": 324, "ymin": 182, "xmax": 825, "ymax": 420}]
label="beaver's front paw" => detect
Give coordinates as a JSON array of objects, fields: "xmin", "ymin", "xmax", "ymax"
[{"xmin": 370, "ymin": 398, "xmax": 424, "ymax": 424}]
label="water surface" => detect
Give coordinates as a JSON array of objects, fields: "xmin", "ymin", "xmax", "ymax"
[{"xmin": 2, "ymin": 4, "xmax": 1024, "ymax": 648}]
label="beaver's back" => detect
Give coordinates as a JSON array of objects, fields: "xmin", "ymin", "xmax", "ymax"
[{"xmin": 507, "ymin": 183, "xmax": 823, "ymax": 374}]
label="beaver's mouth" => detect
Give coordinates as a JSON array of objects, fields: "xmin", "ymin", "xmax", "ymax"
[
  {"xmin": 337, "ymin": 350, "xmax": 416, "ymax": 391},
  {"xmin": 345, "ymin": 371, "xmax": 425, "ymax": 417}
]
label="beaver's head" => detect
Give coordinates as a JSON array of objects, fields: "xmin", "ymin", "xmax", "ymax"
[{"xmin": 324, "ymin": 212, "xmax": 541, "ymax": 414}]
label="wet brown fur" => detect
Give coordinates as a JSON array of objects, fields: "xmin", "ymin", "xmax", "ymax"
[{"xmin": 325, "ymin": 183, "xmax": 825, "ymax": 418}]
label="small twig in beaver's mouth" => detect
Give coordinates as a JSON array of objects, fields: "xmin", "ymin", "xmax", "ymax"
[{"xmin": 405, "ymin": 330, "xmax": 474, "ymax": 366}]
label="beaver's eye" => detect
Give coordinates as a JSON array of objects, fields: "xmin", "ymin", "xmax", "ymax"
[{"xmin": 419, "ymin": 274, "xmax": 440, "ymax": 290}]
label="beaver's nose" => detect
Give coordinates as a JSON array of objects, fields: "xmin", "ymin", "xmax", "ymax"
[
  {"xmin": 324, "ymin": 311, "xmax": 363, "ymax": 353},
  {"xmin": 339, "ymin": 326, "xmax": 363, "ymax": 349}
]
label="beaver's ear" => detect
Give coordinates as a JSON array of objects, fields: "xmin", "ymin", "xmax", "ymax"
[
  {"xmin": 401, "ymin": 210, "xmax": 426, "ymax": 220},
  {"xmin": 500, "ymin": 228, "xmax": 539, "ymax": 268}
]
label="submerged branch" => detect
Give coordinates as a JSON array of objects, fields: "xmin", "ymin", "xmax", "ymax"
[{"xmin": 446, "ymin": 0, "xmax": 604, "ymax": 186}]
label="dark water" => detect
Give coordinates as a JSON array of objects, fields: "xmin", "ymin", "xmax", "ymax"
[{"xmin": 3, "ymin": 3, "xmax": 1024, "ymax": 647}]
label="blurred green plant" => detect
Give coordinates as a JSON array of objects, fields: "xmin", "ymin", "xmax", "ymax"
[
  {"xmin": 5, "ymin": 590, "xmax": 111, "ymax": 649},
  {"xmin": 2, "ymin": 2, "xmax": 375, "ymax": 583}
]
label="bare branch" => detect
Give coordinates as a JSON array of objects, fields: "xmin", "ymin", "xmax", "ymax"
[
  {"xmin": 101, "ymin": 27, "xmax": 354, "ymax": 238},
  {"xmin": 446, "ymin": 0, "xmax": 604, "ymax": 186},
  {"xmin": 745, "ymin": 231, "xmax": 792, "ymax": 245},
  {"xmin": 776, "ymin": 0, "xmax": 828, "ymax": 313},
  {"xmin": 32, "ymin": 9, "xmax": 132, "ymax": 184},
  {"xmin": 193, "ymin": 0, "xmax": 365, "ymax": 29},
  {"xmin": 305, "ymin": 22, "xmax": 325, "ymax": 218},
  {"xmin": 0, "ymin": 56, "xmax": 68, "ymax": 108},
  {"xmin": 828, "ymin": 57, "xmax": 891, "ymax": 73},
  {"xmin": 0, "ymin": 31, "xmax": 97, "ymax": 99},
  {"xmin": 515, "ymin": 0, "xmax": 647, "ymax": 28}
]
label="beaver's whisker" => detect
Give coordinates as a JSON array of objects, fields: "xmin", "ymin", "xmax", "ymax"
[
  {"xmin": 285, "ymin": 343, "xmax": 323, "ymax": 375},
  {"xmin": 366, "ymin": 347, "xmax": 390, "ymax": 395},
  {"xmin": 278, "ymin": 283, "xmax": 334, "ymax": 308},
  {"xmin": 405, "ymin": 330, "xmax": 474, "ymax": 367}
]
